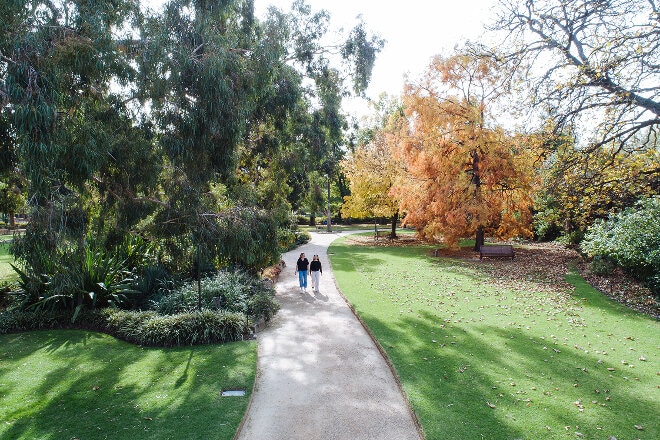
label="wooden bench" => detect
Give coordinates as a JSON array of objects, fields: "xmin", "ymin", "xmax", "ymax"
[
  {"xmin": 479, "ymin": 244, "xmax": 515, "ymax": 260},
  {"xmin": 374, "ymin": 230, "xmax": 390, "ymax": 240}
]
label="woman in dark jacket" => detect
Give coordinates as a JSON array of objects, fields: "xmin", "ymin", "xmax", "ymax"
[{"xmin": 295, "ymin": 253, "xmax": 310, "ymax": 293}]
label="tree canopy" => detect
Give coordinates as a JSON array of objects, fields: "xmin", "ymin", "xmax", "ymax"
[
  {"xmin": 394, "ymin": 53, "xmax": 537, "ymax": 249},
  {"xmin": 341, "ymin": 97, "xmax": 404, "ymax": 236},
  {"xmin": 491, "ymin": 0, "xmax": 660, "ymax": 150},
  {"xmin": 1, "ymin": 0, "xmax": 383, "ymax": 279}
]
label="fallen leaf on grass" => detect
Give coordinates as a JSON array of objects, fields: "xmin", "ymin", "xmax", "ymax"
[
  {"xmin": 634, "ymin": 425, "xmax": 644, "ymax": 430},
  {"xmin": 487, "ymin": 401, "xmax": 496, "ymax": 409}
]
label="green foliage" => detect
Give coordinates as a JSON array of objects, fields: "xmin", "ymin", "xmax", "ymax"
[
  {"xmin": 341, "ymin": 21, "xmax": 385, "ymax": 95},
  {"xmin": 102, "ymin": 309, "xmax": 247, "ymax": 347},
  {"xmin": 0, "ymin": 178, "xmax": 26, "ymax": 219},
  {"xmin": 556, "ymin": 229, "xmax": 584, "ymax": 246},
  {"xmin": 0, "ymin": 309, "xmax": 69, "ymax": 334},
  {"xmin": 277, "ymin": 227, "xmax": 296, "ymax": 252},
  {"xmin": 588, "ymin": 255, "xmax": 616, "ymax": 276},
  {"xmin": 12, "ymin": 234, "xmax": 155, "ymax": 318},
  {"xmin": 131, "ymin": 264, "xmax": 172, "ymax": 308},
  {"xmin": 533, "ymin": 127, "xmax": 659, "ymax": 240},
  {"xmin": 215, "ymin": 206, "xmax": 281, "ymax": 270},
  {"xmin": 294, "ymin": 230, "xmax": 311, "ymax": 246},
  {"xmin": 582, "ymin": 196, "xmax": 660, "ymax": 293},
  {"xmin": 151, "ymin": 270, "xmax": 278, "ymax": 323},
  {"xmin": 296, "ymin": 215, "xmax": 310, "ymax": 225},
  {"xmin": 2, "ymin": 0, "xmax": 383, "ymax": 300},
  {"xmin": 0, "ymin": 307, "xmax": 248, "ymax": 347},
  {"xmin": 247, "ymin": 292, "xmax": 280, "ymax": 323}
]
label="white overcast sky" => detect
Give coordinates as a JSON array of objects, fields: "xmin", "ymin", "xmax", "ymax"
[
  {"xmin": 147, "ymin": 0, "xmax": 500, "ymax": 117},
  {"xmin": 255, "ymin": 0, "xmax": 499, "ymax": 117}
]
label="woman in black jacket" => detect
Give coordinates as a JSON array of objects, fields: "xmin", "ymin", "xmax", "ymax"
[
  {"xmin": 295, "ymin": 253, "xmax": 310, "ymax": 293},
  {"xmin": 310, "ymin": 255, "xmax": 322, "ymax": 293}
]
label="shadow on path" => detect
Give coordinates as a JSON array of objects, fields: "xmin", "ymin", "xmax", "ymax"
[{"xmin": 235, "ymin": 231, "xmax": 422, "ymax": 440}]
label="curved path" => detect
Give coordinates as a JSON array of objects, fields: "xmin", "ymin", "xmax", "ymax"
[{"xmin": 235, "ymin": 231, "xmax": 422, "ymax": 440}]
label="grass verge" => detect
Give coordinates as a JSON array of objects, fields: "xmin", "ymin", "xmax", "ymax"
[
  {"xmin": 329, "ymin": 235, "xmax": 659, "ymax": 440},
  {"xmin": 0, "ymin": 242, "xmax": 17, "ymax": 282},
  {"xmin": 0, "ymin": 330, "xmax": 256, "ymax": 440}
]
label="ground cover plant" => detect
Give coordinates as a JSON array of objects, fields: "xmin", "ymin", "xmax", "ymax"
[
  {"xmin": 329, "ymin": 234, "xmax": 659, "ymax": 440},
  {"xmin": 0, "ymin": 330, "xmax": 256, "ymax": 440}
]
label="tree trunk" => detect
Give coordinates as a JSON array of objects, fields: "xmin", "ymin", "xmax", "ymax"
[
  {"xmin": 474, "ymin": 225, "xmax": 484, "ymax": 251},
  {"xmin": 390, "ymin": 212, "xmax": 398, "ymax": 239},
  {"xmin": 309, "ymin": 213, "xmax": 315, "ymax": 227},
  {"xmin": 472, "ymin": 149, "xmax": 484, "ymax": 251},
  {"xmin": 9, "ymin": 212, "xmax": 14, "ymax": 229}
]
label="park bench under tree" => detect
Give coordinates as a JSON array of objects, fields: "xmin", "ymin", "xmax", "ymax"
[{"xmin": 479, "ymin": 244, "xmax": 515, "ymax": 260}]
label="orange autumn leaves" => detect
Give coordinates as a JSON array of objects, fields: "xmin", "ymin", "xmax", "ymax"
[{"xmin": 345, "ymin": 53, "xmax": 539, "ymax": 248}]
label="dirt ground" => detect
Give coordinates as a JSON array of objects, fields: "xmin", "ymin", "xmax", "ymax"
[{"xmin": 345, "ymin": 234, "xmax": 660, "ymax": 320}]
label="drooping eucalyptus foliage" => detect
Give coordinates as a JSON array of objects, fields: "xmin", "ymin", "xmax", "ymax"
[{"xmin": 0, "ymin": 0, "xmax": 383, "ymax": 310}]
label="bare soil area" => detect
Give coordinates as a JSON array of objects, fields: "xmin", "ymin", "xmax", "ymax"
[{"xmin": 345, "ymin": 234, "xmax": 659, "ymax": 320}]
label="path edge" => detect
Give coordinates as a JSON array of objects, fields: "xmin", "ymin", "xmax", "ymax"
[
  {"xmin": 327, "ymin": 239, "xmax": 427, "ymax": 440},
  {"xmin": 232, "ymin": 349, "xmax": 261, "ymax": 440}
]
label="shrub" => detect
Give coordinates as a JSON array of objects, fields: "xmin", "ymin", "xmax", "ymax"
[
  {"xmin": 151, "ymin": 269, "xmax": 279, "ymax": 323},
  {"xmin": 589, "ymin": 255, "xmax": 616, "ymax": 276},
  {"xmin": 557, "ymin": 229, "xmax": 584, "ymax": 246},
  {"xmin": 277, "ymin": 228, "xmax": 296, "ymax": 252},
  {"xmin": 98, "ymin": 309, "xmax": 247, "ymax": 346},
  {"xmin": 11, "ymin": 234, "xmax": 154, "ymax": 319},
  {"xmin": 0, "ymin": 308, "xmax": 248, "ymax": 346},
  {"xmin": 582, "ymin": 196, "xmax": 660, "ymax": 294},
  {"xmin": 294, "ymin": 230, "xmax": 311, "ymax": 246},
  {"xmin": 215, "ymin": 206, "xmax": 280, "ymax": 271},
  {"xmin": 247, "ymin": 292, "xmax": 280, "ymax": 323},
  {"xmin": 131, "ymin": 264, "xmax": 173, "ymax": 308},
  {"xmin": 0, "ymin": 309, "xmax": 68, "ymax": 334}
]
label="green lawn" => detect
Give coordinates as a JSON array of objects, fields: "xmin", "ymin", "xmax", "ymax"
[
  {"xmin": 0, "ymin": 330, "xmax": 256, "ymax": 440},
  {"xmin": 329, "ymin": 235, "xmax": 659, "ymax": 440},
  {"xmin": 0, "ymin": 242, "xmax": 17, "ymax": 282}
]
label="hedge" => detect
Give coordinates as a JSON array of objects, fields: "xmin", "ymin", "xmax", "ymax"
[{"xmin": 0, "ymin": 308, "xmax": 249, "ymax": 347}]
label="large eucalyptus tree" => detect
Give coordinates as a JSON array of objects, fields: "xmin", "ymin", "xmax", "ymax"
[{"xmin": 1, "ymin": 0, "xmax": 383, "ymax": 285}]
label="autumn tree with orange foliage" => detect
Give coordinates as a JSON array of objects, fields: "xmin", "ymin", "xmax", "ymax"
[
  {"xmin": 394, "ymin": 53, "xmax": 538, "ymax": 250},
  {"xmin": 341, "ymin": 99, "xmax": 405, "ymax": 238}
]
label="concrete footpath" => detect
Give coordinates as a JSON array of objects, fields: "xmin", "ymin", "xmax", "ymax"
[{"xmin": 235, "ymin": 231, "xmax": 423, "ymax": 440}]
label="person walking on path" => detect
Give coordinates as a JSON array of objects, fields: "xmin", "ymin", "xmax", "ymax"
[
  {"xmin": 235, "ymin": 231, "xmax": 422, "ymax": 440},
  {"xmin": 295, "ymin": 252, "xmax": 309, "ymax": 293},
  {"xmin": 309, "ymin": 254, "xmax": 322, "ymax": 293}
]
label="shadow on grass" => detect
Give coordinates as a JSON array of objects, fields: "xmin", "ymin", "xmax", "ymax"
[
  {"xmin": 330, "ymin": 235, "xmax": 659, "ymax": 439},
  {"xmin": 0, "ymin": 331, "xmax": 255, "ymax": 440},
  {"xmin": 329, "ymin": 238, "xmax": 439, "ymax": 275},
  {"xmin": 362, "ymin": 304, "xmax": 658, "ymax": 440}
]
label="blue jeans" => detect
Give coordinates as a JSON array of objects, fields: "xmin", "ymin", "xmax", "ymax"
[{"xmin": 298, "ymin": 270, "xmax": 308, "ymax": 288}]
